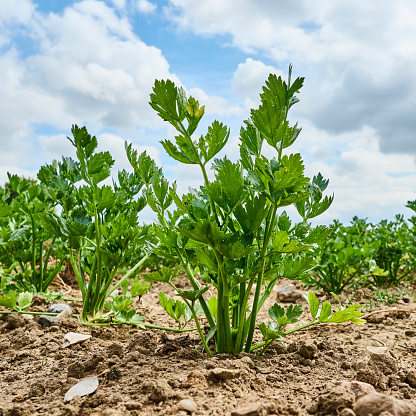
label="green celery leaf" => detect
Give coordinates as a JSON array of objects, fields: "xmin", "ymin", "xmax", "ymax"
[
  {"xmin": 239, "ymin": 120, "xmax": 263, "ymax": 156},
  {"xmin": 203, "ymin": 121, "xmax": 230, "ymax": 163},
  {"xmin": 208, "ymin": 158, "xmax": 244, "ymax": 213},
  {"xmin": 149, "ymin": 79, "xmax": 184, "ymax": 123},
  {"xmin": 277, "ymin": 211, "xmax": 292, "ymax": 232},
  {"xmin": 128, "ymin": 313, "xmax": 146, "ymax": 328},
  {"xmin": 258, "ymin": 321, "xmax": 282, "ymax": 342},
  {"xmin": 268, "ymin": 303, "xmax": 285, "ymax": 324},
  {"xmin": 142, "ymin": 266, "xmax": 173, "ymax": 283},
  {"xmin": 304, "ymin": 292, "xmax": 320, "ymax": 320},
  {"xmin": 319, "ymin": 301, "xmax": 332, "ymax": 322},
  {"xmin": 160, "ymin": 140, "xmax": 197, "ymax": 164},
  {"xmin": 207, "ymin": 296, "xmax": 218, "ymax": 320},
  {"xmin": 0, "ymin": 290, "xmax": 18, "ymax": 310},
  {"xmin": 272, "ymin": 231, "xmax": 290, "ymax": 251},
  {"xmin": 159, "ymin": 292, "xmax": 186, "ymax": 323},
  {"xmin": 251, "ymin": 100, "xmax": 284, "ymax": 149},
  {"xmin": 176, "ymin": 286, "xmax": 210, "ymax": 302},
  {"xmin": 281, "ymin": 255, "xmax": 314, "ymax": 279},
  {"xmin": 285, "ymin": 304, "xmax": 303, "ymax": 322},
  {"xmin": 234, "ymin": 194, "xmax": 269, "ymax": 235},
  {"xmin": 194, "ymin": 248, "xmax": 218, "ymax": 272},
  {"xmin": 131, "ymin": 280, "xmax": 151, "ymax": 297},
  {"xmin": 120, "ymin": 279, "xmax": 129, "ymax": 296}
]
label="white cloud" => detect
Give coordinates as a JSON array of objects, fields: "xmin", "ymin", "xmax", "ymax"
[
  {"xmin": 189, "ymin": 87, "xmax": 243, "ymax": 117},
  {"xmin": 0, "ymin": 0, "xmax": 35, "ymax": 25},
  {"xmin": 295, "ymin": 125, "xmax": 416, "ymax": 224},
  {"xmin": 231, "ymin": 58, "xmax": 284, "ymax": 111},
  {"xmin": 0, "ymin": 0, "xmax": 182, "ymax": 177},
  {"xmin": 108, "ymin": 0, "xmax": 126, "ymax": 9},
  {"xmin": 166, "ymin": 0, "xmax": 416, "ymax": 157},
  {"xmin": 135, "ymin": 0, "xmax": 156, "ymax": 13}
]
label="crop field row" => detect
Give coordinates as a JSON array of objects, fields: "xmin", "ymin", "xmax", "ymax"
[{"xmin": 1, "ymin": 68, "xmax": 415, "ymax": 415}]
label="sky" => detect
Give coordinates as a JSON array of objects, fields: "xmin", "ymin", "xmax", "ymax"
[{"xmin": 1, "ymin": 0, "xmax": 416, "ymax": 225}]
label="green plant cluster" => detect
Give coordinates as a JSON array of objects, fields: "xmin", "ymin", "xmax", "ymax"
[
  {"xmin": 304, "ymin": 214, "xmax": 416, "ymax": 294},
  {"xmin": 4, "ymin": 66, "xmax": 409, "ymax": 356}
]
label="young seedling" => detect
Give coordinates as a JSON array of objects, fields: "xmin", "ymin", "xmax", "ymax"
[{"xmin": 253, "ymin": 292, "xmax": 365, "ymax": 355}]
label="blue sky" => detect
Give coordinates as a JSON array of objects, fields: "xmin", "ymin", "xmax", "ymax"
[{"xmin": 1, "ymin": 0, "xmax": 416, "ymax": 224}]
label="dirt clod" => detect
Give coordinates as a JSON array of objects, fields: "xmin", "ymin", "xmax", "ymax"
[
  {"xmin": 354, "ymin": 392, "xmax": 416, "ymax": 416},
  {"xmin": 207, "ymin": 367, "xmax": 241, "ymax": 381},
  {"xmin": 317, "ymin": 384, "xmax": 355, "ymax": 414},
  {"xmin": 336, "ymin": 380, "xmax": 376, "ymax": 399},
  {"xmin": 141, "ymin": 380, "xmax": 173, "ymax": 402},
  {"xmin": 298, "ymin": 340, "xmax": 317, "ymax": 359},
  {"xmin": 5, "ymin": 313, "xmax": 25, "ymax": 329},
  {"xmin": 106, "ymin": 341, "xmax": 124, "ymax": 358},
  {"xmin": 406, "ymin": 370, "xmax": 416, "ymax": 388},
  {"xmin": 231, "ymin": 402, "xmax": 267, "ymax": 416},
  {"xmin": 366, "ymin": 346, "xmax": 399, "ymax": 375}
]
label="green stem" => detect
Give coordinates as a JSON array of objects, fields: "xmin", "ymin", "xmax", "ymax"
[
  {"xmin": 29, "ymin": 211, "xmax": 36, "ymax": 278},
  {"xmin": 213, "ymin": 249, "xmax": 232, "ymax": 353},
  {"xmin": 69, "ymin": 251, "xmax": 86, "ymax": 298},
  {"xmin": 106, "ymin": 254, "xmax": 150, "ymax": 298},
  {"xmin": 39, "ymin": 241, "xmax": 44, "ymax": 292},
  {"xmin": 190, "ymin": 302, "xmax": 213, "ymax": 357},
  {"xmin": 244, "ymin": 205, "xmax": 277, "ymax": 352},
  {"xmin": 0, "ymin": 310, "xmax": 58, "ymax": 316},
  {"xmin": 177, "ymin": 250, "xmax": 216, "ymax": 330}
]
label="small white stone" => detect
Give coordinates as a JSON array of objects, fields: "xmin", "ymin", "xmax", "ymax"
[
  {"xmin": 178, "ymin": 399, "xmax": 197, "ymax": 413},
  {"xmin": 240, "ymin": 356, "xmax": 255, "ymax": 368}
]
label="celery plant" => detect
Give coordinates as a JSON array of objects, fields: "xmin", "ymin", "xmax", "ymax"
[
  {"xmin": 126, "ymin": 66, "xmax": 355, "ymax": 356},
  {"xmin": 38, "ymin": 126, "xmax": 150, "ymax": 324},
  {"xmin": 0, "ymin": 175, "xmax": 67, "ymax": 293}
]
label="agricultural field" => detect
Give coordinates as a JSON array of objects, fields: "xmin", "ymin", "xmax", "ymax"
[{"xmin": 1, "ymin": 69, "xmax": 416, "ymax": 415}]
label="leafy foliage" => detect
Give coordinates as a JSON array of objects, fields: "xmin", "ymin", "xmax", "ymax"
[
  {"xmin": 38, "ymin": 125, "xmax": 150, "ymax": 324},
  {"xmin": 254, "ymin": 292, "xmax": 365, "ymax": 354},
  {"xmin": 129, "ymin": 65, "xmax": 333, "ymax": 355}
]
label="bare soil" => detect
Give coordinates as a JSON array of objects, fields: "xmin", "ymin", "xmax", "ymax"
[{"xmin": 1, "ymin": 275, "xmax": 416, "ymax": 416}]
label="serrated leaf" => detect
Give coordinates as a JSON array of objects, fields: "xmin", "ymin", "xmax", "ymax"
[
  {"xmin": 240, "ymin": 119, "xmax": 263, "ymax": 156},
  {"xmin": 159, "ymin": 292, "xmax": 186, "ymax": 323},
  {"xmin": 142, "ymin": 266, "xmax": 173, "ymax": 283},
  {"xmin": 203, "ymin": 120, "xmax": 230, "ymax": 163},
  {"xmin": 272, "ymin": 230, "xmax": 290, "ymax": 251},
  {"xmin": 131, "ymin": 280, "xmax": 151, "ymax": 297},
  {"xmin": 194, "ymin": 247, "xmax": 218, "ymax": 271},
  {"xmin": 149, "ymin": 79, "xmax": 184, "ymax": 123},
  {"xmin": 268, "ymin": 303, "xmax": 285, "ymax": 324},
  {"xmin": 258, "ymin": 321, "xmax": 282, "ymax": 342},
  {"xmin": 176, "ymin": 286, "xmax": 210, "ymax": 302},
  {"xmin": 234, "ymin": 194, "xmax": 269, "ymax": 235},
  {"xmin": 281, "ymin": 255, "xmax": 314, "ymax": 279},
  {"xmin": 160, "ymin": 139, "xmax": 197, "ymax": 164},
  {"xmin": 0, "ymin": 291, "xmax": 18, "ymax": 310},
  {"xmin": 285, "ymin": 304, "xmax": 303, "ymax": 322},
  {"xmin": 208, "ymin": 158, "xmax": 243, "ymax": 213},
  {"xmin": 278, "ymin": 211, "xmax": 291, "ymax": 232}
]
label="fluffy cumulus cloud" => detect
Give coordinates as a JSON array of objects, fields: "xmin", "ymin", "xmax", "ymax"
[
  {"xmin": 231, "ymin": 58, "xmax": 283, "ymax": 110},
  {"xmin": 165, "ymin": 0, "xmax": 416, "ymax": 157},
  {"xmin": 0, "ymin": 0, "xmax": 176, "ymax": 180}
]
